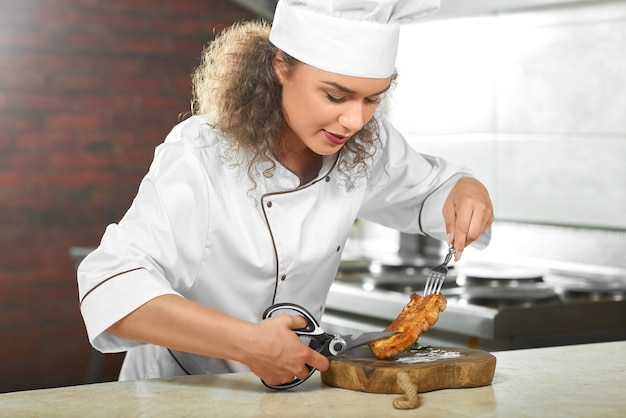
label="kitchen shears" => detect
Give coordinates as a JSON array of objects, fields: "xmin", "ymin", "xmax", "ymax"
[{"xmin": 261, "ymin": 302, "xmax": 397, "ymax": 390}]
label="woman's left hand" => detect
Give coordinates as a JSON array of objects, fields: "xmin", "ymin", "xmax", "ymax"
[{"xmin": 443, "ymin": 177, "xmax": 494, "ymax": 260}]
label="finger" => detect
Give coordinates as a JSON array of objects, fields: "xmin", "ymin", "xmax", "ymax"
[
  {"xmin": 273, "ymin": 314, "xmax": 307, "ymax": 330},
  {"xmin": 465, "ymin": 210, "xmax": 491, "ymax": 246},
  {"xmin": 263, "ymin": 374, "xmax": 292, "ymax": 386},
  {"xmin": 463, "ymin": 198, "xmax": 494, "ymax": 246},
  {"xmin": 306, "ymin": 350, "xmax": 330, "ymax": 373},
  {"xmin": 262, "ymin": 359, "xmax": 311, "ymax": 386},
  {"xmin": 442, "ymin": 198, "xmax": 456, "ymax": 245},
  {"xmin": 287, "ymin": 314, "xmax": 308, "ymax": 330},
  {"xmin": 294, "ymin": 365, "xmax": 313, "ymax": 381},
  {"xmin": 453, "ymin": 207, "xmax": 474, "ymax": 261}
]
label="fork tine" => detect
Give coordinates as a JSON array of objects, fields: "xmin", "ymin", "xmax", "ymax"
[
  {"xmin": 423, "ymin": 244, "xmax": 455, "ymax": 296},
  {"xmin": 424, "ymin": 272, "xmax": 441, "ymax": 296},
  {"xmin": 434, "ymin": 275, "xmax": 444, "ymax": 294},
  {"xmin": 424, "ymin": 271, "xmax": 440, "ymax": 296}
]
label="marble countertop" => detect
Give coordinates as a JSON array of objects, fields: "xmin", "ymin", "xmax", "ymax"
[{"xmin": 1, "ymin": 341, "xmax": 624, "ymax": 417}]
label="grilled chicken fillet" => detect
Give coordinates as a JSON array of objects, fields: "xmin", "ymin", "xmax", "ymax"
[{"xmin": 369, "ymin": 292, "xmax": 447, "ymax": 360}]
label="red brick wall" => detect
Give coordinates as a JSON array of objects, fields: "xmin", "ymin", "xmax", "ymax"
[{"xmin": 0, "ymin": 0, "xmax": 255, "ymax": 392}]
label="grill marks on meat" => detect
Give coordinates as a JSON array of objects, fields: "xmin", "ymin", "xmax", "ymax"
[{"xmin": 369, "ymin": 293, "xmax": 447, "ymax": 360}]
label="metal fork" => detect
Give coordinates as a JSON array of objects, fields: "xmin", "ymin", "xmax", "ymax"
[{"xmin": 423, "ymin": 243, "xmax": 455, "ymax": 296}]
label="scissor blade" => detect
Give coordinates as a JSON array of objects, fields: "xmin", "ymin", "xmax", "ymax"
[{"xmin": 343, "ymin": 331, "xmax": 398, "ymax": 351}]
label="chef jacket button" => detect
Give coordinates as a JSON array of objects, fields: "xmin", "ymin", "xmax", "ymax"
[
  {"xmin": 325, "ymin": 176, "xmax": 330, "ymax": 182},
  {"xmin": 336, "ymin": 245, "xmax": 340, "ymax": 252},
  {"xmin": 267, "ymin": 201, "xmax": 272, "ymax": 208},
  {"xmin": 280, "ymin": 274, "xmax": 286, "ymax": 281}
]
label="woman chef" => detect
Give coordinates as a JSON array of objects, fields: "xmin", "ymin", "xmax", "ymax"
[{"xmin": 77, "ymin": 0, "xmax": 493, "ymax": 387}]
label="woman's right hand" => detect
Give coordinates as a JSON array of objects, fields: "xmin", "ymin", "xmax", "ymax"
[{"xmin": 239, "ymin": 315, "xmax": 330, "ymax": 386}]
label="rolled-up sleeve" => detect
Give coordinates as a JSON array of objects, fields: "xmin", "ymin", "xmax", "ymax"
[{"xmin": 78, "ymin": 134, "xmax": 211, "ymax": 352}]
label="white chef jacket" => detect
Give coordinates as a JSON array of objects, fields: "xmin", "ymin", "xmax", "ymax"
[{"xmin": 77, "ymin": 114, "xmax": 489, "ymax": 380}]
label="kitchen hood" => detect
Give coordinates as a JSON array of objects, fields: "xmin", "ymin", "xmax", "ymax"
[
  {"xmin": 229, "ymin": 0, "xmax": 594, "ymax": 20},
  {"xmin": 230, "ymin": 0, "xmax": 277, "ymax": 20}
]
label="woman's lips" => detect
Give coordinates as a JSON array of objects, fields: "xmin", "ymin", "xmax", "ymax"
[{"xmin": 323, "ymin": 130, "xmax": 349, "ymax": 145}]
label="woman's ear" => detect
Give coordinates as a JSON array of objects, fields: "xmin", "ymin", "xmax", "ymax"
[{"xmin": 272, "ymin": 50, "xmax": 288, "ymax": 84}]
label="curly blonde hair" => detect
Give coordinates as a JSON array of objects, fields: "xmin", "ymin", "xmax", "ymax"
[{"xmin": 191, "ymin": 20, "xmax": 392, "ymax": 188}]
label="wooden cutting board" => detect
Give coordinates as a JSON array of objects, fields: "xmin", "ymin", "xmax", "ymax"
[{"xmin": 320, "ymin": 346, "xmax": 496, "ymax": 394}]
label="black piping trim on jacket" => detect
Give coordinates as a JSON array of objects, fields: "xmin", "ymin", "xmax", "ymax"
[
  {"xmin": 260, "ymin": 156, "xmax": 340, "ymax": 304},
  {"xmin": 168, "ymin": 349, "xmax": 192, "ymax": 375},
  {"xmin": 82, "ymin": 268, "xmax": 192, "ymax": 376},
  {"xmin": 79, "ymin": 267, "xmax": 144, "ymax": 306},
  {"xmin": 417, "ymin": 173, "xmax": 466, "ymax": 237}
]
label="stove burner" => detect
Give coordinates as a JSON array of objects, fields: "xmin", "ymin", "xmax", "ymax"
[
  {"xmin": 460, "ymin": 286, "xmax": 560, "ymax": 308},
  {"xmin": 458, "ymin": 266, "xmax": 545, "ymax": 287},
  {"xmin": 336, "ymin": 260, "xmax": 460, "ymax": 294},
  {"xmin": 543, "ymin": 274, "xmax": 626, "ymax": 302},
  {"xmin": 362, "ymin": 274, "xmax": 460, "ymax": 294},
  {"xmin": 337, "ymin": 260, "xmax": 443, "ymax": 278},
  {"xmin": 561, "ymin": 289, "xmax": 625, "ymax": 302}
]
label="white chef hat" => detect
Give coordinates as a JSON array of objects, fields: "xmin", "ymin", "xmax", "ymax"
[{"xmin": 269, "ymin": 0, "xmax": 440, "ymax": 78}]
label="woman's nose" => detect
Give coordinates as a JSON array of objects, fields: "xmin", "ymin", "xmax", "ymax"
[{"xmin": 338, "ymin": 103, "xmax": 365, "ymax": 131}]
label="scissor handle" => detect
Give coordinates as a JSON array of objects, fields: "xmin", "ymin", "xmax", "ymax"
[
  {"xmin": 262, "ymin": 303, "xmax": 324, "ymax": 336},
  {"xmin": 262, "ymin": 365, "xmax": 316, "ymax": 390},
  {"xmin": 261, "ymin": 303, "xmax": 330, "ymax": 390}
]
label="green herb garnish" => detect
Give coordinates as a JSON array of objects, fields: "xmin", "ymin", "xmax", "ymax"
[{"xmin": 408, "ymin": 342, "xmax": 433, "ymax": 351}]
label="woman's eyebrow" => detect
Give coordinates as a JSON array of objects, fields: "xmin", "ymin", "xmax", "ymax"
[{"xmin": 321, "ymin": 81, "xmax": 391, "ymax": 96}]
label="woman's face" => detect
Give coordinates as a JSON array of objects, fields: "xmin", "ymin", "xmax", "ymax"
[{"xmin": 274, "ymin": 55, "xmax": 392, "ymax": 156}]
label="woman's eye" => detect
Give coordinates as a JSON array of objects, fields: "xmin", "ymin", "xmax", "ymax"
[
  {"xmin": 326, "ymin": 93, "xmax": 344, "ymax": 103},
  {"xmin": 326, "ymin": 92, "xmax": 382, "ymax": 105}
]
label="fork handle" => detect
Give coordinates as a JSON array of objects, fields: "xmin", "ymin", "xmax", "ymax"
[{"xmin": 443, "ymin": 244, "xmax": 455, "ymax": 265}]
